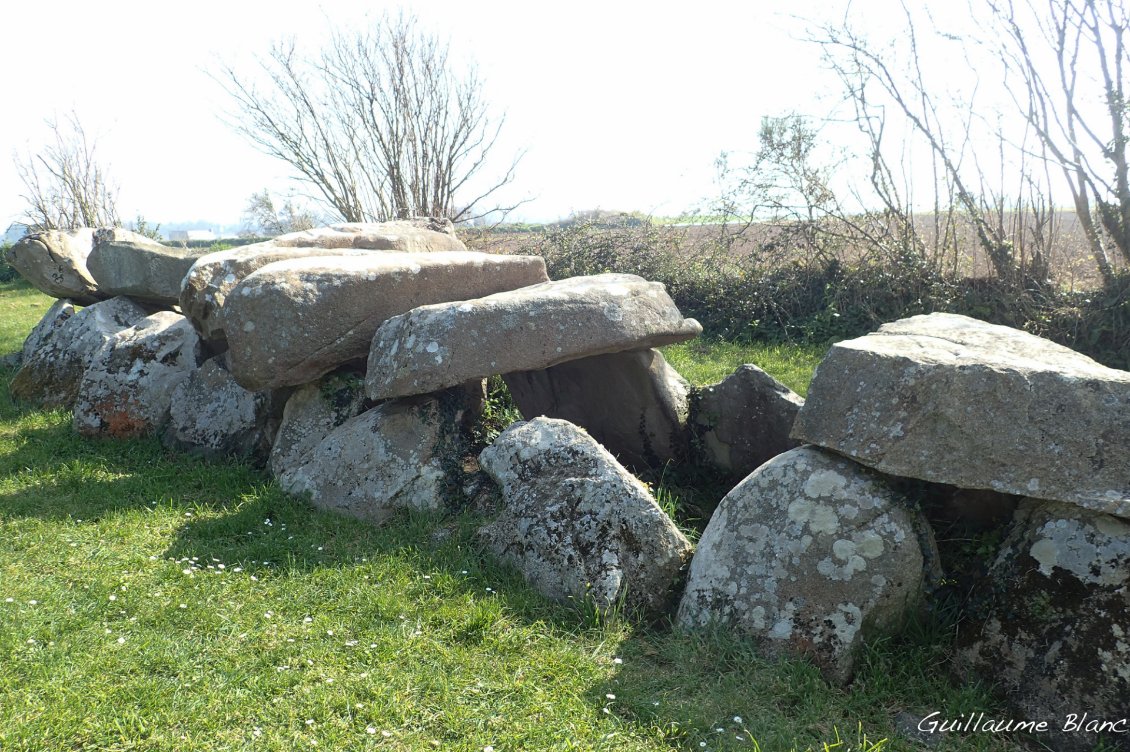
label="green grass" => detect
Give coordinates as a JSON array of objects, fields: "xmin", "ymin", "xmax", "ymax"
[
  {"xmin": 661, "ymin": 339, "xmax": 827, "ymax": 395},
  {"xmin": 0, "ymin": 281, "xmax": 1029, "ymax": 751}
]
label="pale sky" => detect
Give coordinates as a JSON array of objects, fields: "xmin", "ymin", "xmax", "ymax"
[{"xmin": 0, "ymin": 1, "xmax": 1005, "ymax": 229}]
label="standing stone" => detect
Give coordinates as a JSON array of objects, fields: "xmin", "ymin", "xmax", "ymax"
[
  {"xmin": 21, "ymin": 298, "xmax": 76, "ymax": 364},
  {"xmin": 10, "ymin": 296, "xmax": 150, "ymax": 408},
  {"xmin": 267, "ymin": 373, "xmax": 367, "ymax": 479},
  {"xmin": 224, "ymin": 251, "xmax": 548, "ymax": 391},
  {"xmin": 278, "ymin": 386, "xmax": 480, "ymax": 525},
  {"xmin": 5, "ymin": 228, "xmax": 103, "ymax": 304},
  {"xmin": 74, "ymin": 312, "xmax": 202, "ymax": 438},
  {"xmin": 161, "ymin": 355, "xmax": 280, "ymax": 460},
  {"xmin": 477, "ymin": 417, "xmax": 694, "ymax": 617},
  {"xmin": 86, "ymin": 228, "xmax": 209, "ymax": 306},
  {"xmin": 366, "ymin": 274, "xmax": 702, "ymax": 401},
  {"xmin": 504, "ymin": 349, "xmax": 691, "ymax": 470},
  {"xmin": 792, "ymin": 313, "xmax": 1130, "ymax": 519},
  {"xmin": 955, "ymin": 499, "xmax": 1130, "ymax": 752},
  {"xmin": 677, "ymin": 446, "xmax": 927, "ymax": 684},
  {"xmin": 691, "ymin": 364, "xmax": 804, "ymax": 478}
]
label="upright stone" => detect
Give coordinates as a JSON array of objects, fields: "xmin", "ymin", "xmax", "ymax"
[
  {"xmin": 955, "ymin": 499, "xmax": 1130, "ymax": 752},
  {"xmin": 74, "ymin": 311, "xmax": 202, "ymax": 438},
  {"xmin": 5, "ymin": 228, "xmax": 102, "ymax": 304},
  {"xmin": 792, "ymin": 313, "xmax": 1130, "ymax": 519},
  {"xmin": 87, "ymin": 228, "xmax": 209, "ymax": 306},
  {"xmin": 10, "ymin": 296, "xmax": 150, "ymax": 408},
  {"xmin": 677, "ymin": 446, "xmax": 927, "ymax": 684},
  {"xmin": 224, "ymin": 251, "xmax": 548, "ymax": 391},
  {"xmin": 504, "ymin": 349, "xmax": 691, "ymax": 469},
  {"xmin": 366, "ymin": 274, "xmax": 702, "ymax": 401},
  {"xmin": 161, "ymin": 355, "xmax": 281, "ymax": 460},
  {"xmin": 278, "ymin": 387, "xmax": 480, "ymax": 525},
  {"xmin": 21, "ymin": 299, "xmax": 76, "ymax": 364},
  {"xmin": 691, "ymin": 364, "xmax": 804, "ymax": 478},
  {"xmin": 267, "ymin": 373, "xmax": 367, "ymax": 479},
  {"xmin": 478, "ymin": 418, "xmax": 693, "ymax": 616}
]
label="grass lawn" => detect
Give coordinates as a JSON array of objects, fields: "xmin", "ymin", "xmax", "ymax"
[{"xmin": 0, "ymin": 282, "xmax": 1027, "ymax": 751}]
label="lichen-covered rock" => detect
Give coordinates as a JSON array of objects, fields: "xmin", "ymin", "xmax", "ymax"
[
  {"xmin": 477, "ymin": 418, "xmax": 694, "ymax": 617},
  {"xmin": 225, "ymin": 251, "xmax": 548, "ymax": 391},
  {"xmin": 955, "ymin": 499, "xmax": 1130, "ymax": 752},
  {"xmin": 691, "ymin": 364, "xmax": 804, "ymax": 478},
  {"xmin": 161, "ymin": 355, "xmax": 281, "ymax": 460},
  {"xmin": 366, "ymin": 274, "xmax": 702, "ymax": 401},
  {"xmin": 503, "ymin": 349, "xmax": 691, "ymax": 470},
  {"xmin": 5, "ymin": 228, "xmax": 103, "ymax": 304},
  {"xmin": 267, "ymin": 373, "xmax": 367, "ymax": 479},
  {"xmin": 278, "ymin": 386, "xmax": 479, "ymax": 525},
  {"xmin": 73, "ymin": 311, "xmax": 202, "ymax": 438},
  {"xmin": 792, "ymin": 313, "xmax": 1130, "ymax": 519},
  {"xmin": 10, "ymin": 296, "xmax": 150, "ymax": 408},
  {"xmin": 676, "ymin": 445, "xmax": 927, "ymax": 684},
  {"xmin": 21, "ymin": 298, "xmax": 76, "ymax": 364},
  {"xmin": 86, "ymin": 228, "xmax": 209, "ymax": 306}
]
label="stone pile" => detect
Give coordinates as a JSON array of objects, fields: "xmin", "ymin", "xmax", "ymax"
[{"xmin": 8, "ymin": 222, "xmax": 1130, "ymax": 750}]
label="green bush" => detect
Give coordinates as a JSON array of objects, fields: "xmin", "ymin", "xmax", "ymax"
[
  {"xmin": 0, "ymin": 243, "xmax": 20, "ymax": 283},
  {"xmin": 513, "ymin": 218, "xmax": 1130, "ymax": 369}
]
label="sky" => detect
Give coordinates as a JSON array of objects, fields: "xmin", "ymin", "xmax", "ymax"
[{"xmin": 0, "ymin": 0, "xmax": 1002, "ymax": 230}]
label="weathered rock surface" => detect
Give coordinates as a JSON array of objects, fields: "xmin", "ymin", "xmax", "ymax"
[
  {"xmin": 21, "ymin": 298, "xmax": 76, "ymax": 364},
  {"xmin": 955, "ymin": 499, "xmax": 1130, "ymax": 752},
  {"xmin": 161, "ymin": 355, "xmax": 280, "ymax": 460},
  {"xmin": 477, "ymin": 418, "xmax": 694, "ymax": 616},
  {"xmin": 503, "ymin": 349, "xmax": 691, "ymax": 470},
  {"xmin": 366, "ymin": 274, "xmax": 702, "ymax": 400},
  {"xmin": 676, "ymin": 445, "xmax": 927, "ymax": 684},
  {"xmin": 87, "ymin": 228, "xmax": 209, "ymax": 305},
  {"xmin": 5, "ymin": 228, "xmax": 102, "ymax": 304},
  {"xmin": 269, "ymin": 219, "xmax": 465, "ymax": 252},
  {"xmin": 73, "ymin": 311, "xmax": 202, "ymax": 438},
  {"xmin": 180, "ymin": 246, "xmax": 379, "ymax": 349},
  {"xmin": 792, "ymin": 313, "xmax": 1130, "ymax": 519},
  {"xmin": 10, "ymin": 296, "xmax": 150, "ymax": 408},
  {"xmin": 225, "ymin": 251, "xmax": 548, "ymax": 391},
  {"xmin": 267, "ymin": 373, "xmax": 367, "ymax": 479},
  {"xmin": 278, "ymin": 387, "xmax": 479, "ymax": 525},
  {"xmin": 691, "ymin": 364, "xmax": 804, "ymax": 478}
]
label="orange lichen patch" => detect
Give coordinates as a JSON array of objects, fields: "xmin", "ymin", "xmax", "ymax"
[{"xmin": 91, "ymin": 396, "xmax": 150, "ymax": 438}]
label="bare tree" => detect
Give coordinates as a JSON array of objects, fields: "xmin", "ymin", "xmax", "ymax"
[
  {"xmin": 991, "ymin": 0, "xmax": 1130, "ymax": 286},
  {"xmin": 241, "ymin": 189, "xmax": 318, "ymax": 237},
  {"xmin": 14, "ymin": 111, "xmax": 119, "ymax": 231},
  {"xmin": 217, "ymin": 12, "xmax": 521, "ymax": 224}
]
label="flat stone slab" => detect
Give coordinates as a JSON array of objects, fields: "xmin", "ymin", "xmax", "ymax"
[
  {"xmin": 366, "ymin": 274, "xmax": 702, "ymax": 400},
  {"xmin": 6, "ymin": 228, "xmax": 103, "ymax": 304},
  {"xmin": 792, "ymin": 313, "xmax": 1130, "ymax": 519},
  {"xmin": 225, "ymin": 251, "xmax": 548, "ymax": 391},
  {"xmin": 179, "ymin": 219, "xmax": 465, "ymax": 348},
  {"xmin": 87, "ymin": 228, "xmax": 210, "ymax": 306},
  {"xmin": 270, "ymin": 219, "xmax": 465, "ymax": 251}
]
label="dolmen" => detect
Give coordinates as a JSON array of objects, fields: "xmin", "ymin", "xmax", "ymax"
[{"xmin": 10, "ymin": 217, "xmax": 1130, "ymax": 751}]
